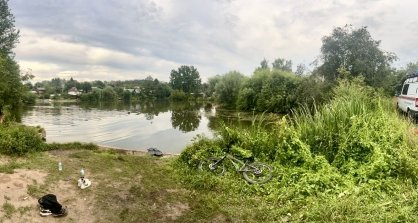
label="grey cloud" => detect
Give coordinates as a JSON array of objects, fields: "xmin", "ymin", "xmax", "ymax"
[{"xmin": 8, "ymin": 0, "xmax": 418, "ymax": 81}]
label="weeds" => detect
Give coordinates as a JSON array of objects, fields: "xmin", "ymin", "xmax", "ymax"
[{"xmin": 2, "ymin": 202, "xmax": 16, "ymax": 218}]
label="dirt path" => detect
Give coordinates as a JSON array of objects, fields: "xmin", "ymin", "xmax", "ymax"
[{"xmin": 0, "ymin": 168, "xmax": 96, "ymax": 223}]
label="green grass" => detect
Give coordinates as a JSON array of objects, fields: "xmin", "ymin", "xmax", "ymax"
[
  {"xmin": 0, "ymin": 160, "xmax": 22, "ymax": 173},
  {"xmin": 2, "ymin": 202, "xmax": 16, "ymax": 218}
]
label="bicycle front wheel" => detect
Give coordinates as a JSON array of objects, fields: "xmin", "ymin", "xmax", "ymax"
[
  {"xmin": 199, "ymin": 157, "xmax": 225, "ymax": 175},
  {"xmin": 242, "ymin": 162, "xmax": 273, "ymax": 184}
]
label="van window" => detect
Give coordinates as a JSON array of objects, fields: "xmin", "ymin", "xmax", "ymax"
[{"xmin": 402, "ymin": 84, "xmax": 410, "ymax": 95}]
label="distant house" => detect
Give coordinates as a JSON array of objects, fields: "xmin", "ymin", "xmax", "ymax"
[
  {"xmin": 68, "ymin": 87, "xmax": 81, "ymax": 96},
  {"xmin": 35, "ymin": 87, "xmax": 46, "ymax": 95}
]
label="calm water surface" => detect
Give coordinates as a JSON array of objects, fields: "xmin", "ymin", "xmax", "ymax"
[{"xmin": 21, "ymin": 101, "xmax": 248, "ymax": 154}]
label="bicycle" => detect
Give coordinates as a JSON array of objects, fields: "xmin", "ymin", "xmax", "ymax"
[{"xmin": 198, "ymin": 148, "xmax": 273, "ymax": 184}]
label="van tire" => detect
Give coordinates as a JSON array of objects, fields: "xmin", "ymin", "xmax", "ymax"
[{"xmin": 408, "ymin": 109, "xmax": 416, "ymax": 123}]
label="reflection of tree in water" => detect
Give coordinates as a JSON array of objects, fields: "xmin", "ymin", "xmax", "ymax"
[
  {"xmin": 134, "ymin": 101, "xmax": 170, "ymax": 120},
  {"xmin": 171, "ymin": 102, "xmax": 202, "ymax": 132}
]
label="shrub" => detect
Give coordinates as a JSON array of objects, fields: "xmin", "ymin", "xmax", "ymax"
[
  {"xmin": 170, "ymin": 90, "xmax": 187, "ymax": 101},
  {"xmin": 0, "ymin": 123, "xmax": 46, "ymax": 155}
]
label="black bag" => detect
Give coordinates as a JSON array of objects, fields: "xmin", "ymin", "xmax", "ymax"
[{"xmin": 38, "ymin": 194, "xmax": 63, "ymax": 214}]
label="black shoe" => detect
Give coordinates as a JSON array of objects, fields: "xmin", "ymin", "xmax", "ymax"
[{"xmin": 52, "ymin": 207, "xmax": 67, "ymax": 217}]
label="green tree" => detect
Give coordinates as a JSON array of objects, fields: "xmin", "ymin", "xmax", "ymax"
[
  {"xmin": 92, "ymin": 80, "xmax": 106, "ymax": 89},
  {"xmin": 214, "ymin": 71, "xmax": 245, "ymax": 108},
  {"xmin": 404, "ymin": 61, "xmax": 418, "ymax": 75},
  {"xmin": 272, "ymin": 58, "xmax": 292, "ymax": 72},
  {"xmin": 205, "ymin": 75, "xmax": 221, "ymax": 98},
  {"xmin": 64, "ymin": 77, "xmax": 79, "ymax": 92},
  {"xmin": 257, "ymin": 70, "xmax": 300, "ymax": 113},
  {"xmin": 0, "ymin": 0, "xmax": 22, "ymax": 117},
  {"xmin": 237, "ymin": 69, "xmax": 301, "ymax": 113},
  {"xmin": 295, "ymin": 63, "xmax": 307, "ymax": 76},
  {"xmin": 0, "ymin": 55, "xmax": 22, "ymax": 112},
  {"xmin": 254, "ymin": 59, "xmax": 269, "ymax": 72},
  {"xmin": 169, "ymin": 65, "xmax": 201, "ymax": 94},
  {"xmin": 102, "ymin": 86, "xmax": 117, "ymax": 101},
  {"xmin": 79, "ymin": 81, "xmax": 92, "ymax": 93},
  {"xmin": 0, "ymin": 0, "xmax": 19, "ymax": 56},
  {"xmin": 50, "ymin": 78, "xmax": 63, "ymax": 94},
  {"xmin": 318, "ymin": 25, "xmax": 396, "ymax": 87}
]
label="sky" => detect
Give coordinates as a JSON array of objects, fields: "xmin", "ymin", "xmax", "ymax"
[{"xmin": 8, "ymin": 0, "xmax": 418, "ymax": 82}]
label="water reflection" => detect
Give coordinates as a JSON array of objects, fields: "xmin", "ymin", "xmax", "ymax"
[
  {"xmin": 20, "ymin": 100, "xmax": 278, "ymax": 153},
  {"xmin": 171, "ymin": 102, "xmax": 202, "ymax": 132}
]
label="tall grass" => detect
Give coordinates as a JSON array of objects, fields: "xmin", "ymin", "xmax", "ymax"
[
  {"xmin": 293, "ymin": 78, "xmax": 393, "ymax": 162},
  {"xmin": 292, "ymin": 78, "xmax": 418, "ymax": 180}
]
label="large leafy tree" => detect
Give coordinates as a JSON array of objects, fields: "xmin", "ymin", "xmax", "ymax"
[
  {"xmin": 0, "ymin": 55, "xmax": 21, "ymax": 110},
  {"xmin": 214, "ymin": 71, "xmax": 245, "ymax": 108},
  {"xmin": 237, "ymin": 69, "xmax": 301, "ymax": 113},
  {"xmin": 0, "ymin": 0, "xmax": 22, "ymax": 115},
  {"xmin": 318, "ymin": 25, "xmax": 396, "ymax": 88},
  {"xmin": 0, "ymin": 0, "xmax": 19, "ymax": 56},
  {"xmin": 169, "ymin": 65, "xmax": 201, "ymax": 94}
]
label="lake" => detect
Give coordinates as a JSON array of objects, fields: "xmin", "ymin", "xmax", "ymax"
[{"xmin": 21, "ymin": 100, "xmax": 253, "ymax": 154}]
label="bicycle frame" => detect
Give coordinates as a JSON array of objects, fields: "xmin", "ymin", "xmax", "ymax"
[{"xmin": 215, "ymin": 153, "xmax": 249, "ymax": 172}]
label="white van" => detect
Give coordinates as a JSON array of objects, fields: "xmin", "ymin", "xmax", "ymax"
[{"xmin": 397, "ymin": 72, "xmax": 418, "ymax": 120}]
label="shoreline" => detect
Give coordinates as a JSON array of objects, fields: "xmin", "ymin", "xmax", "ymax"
[{"xmin": 97, "ymin": 144, "xmax": 179, "ymax": 157}]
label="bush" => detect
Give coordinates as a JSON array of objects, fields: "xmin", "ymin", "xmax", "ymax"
[
  {"xmin": 170, "ymin": 90, "xmax": 187, "ymax": 101},
  {"xmin": 0, "ymin": 123, "xmax": 46, "ymax": 155}
]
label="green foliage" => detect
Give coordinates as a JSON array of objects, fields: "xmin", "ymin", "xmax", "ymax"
[
  {"xmin": 2, "ymin": 202, "xmax": 16, "ymax": 218},
  {"xmin": 80, "ymin": 88, "xmax": 101, "ymax": 102},
  {"xmin": 205, "ymin": 75, "xmax": 221, "ymax": 98},
  {"xmin": 0, "ymin": 0, "xmax": 19, "ymax": 56},
  {"xmin": 170, "ymin": 89, "xmax": 187, "ymax": 101},
  {"xmin": 0, "ymin": 54, "xmax": 24, "ymax": 111},
  {"xmin": 237, "ymin": 69, "xmax": 300, "ymax": 113},
  {"xmin": 254, "ymin": 58, "xmax": 269, "ymax": 72},
  {"xmin": 102, "ymin": 86, "xmax": 117, "ymax": 101},
  {"xmin": 46, "ymin": 142, "xmax": 99, "ymax": 151},
  {"xmin": 294, "ymin": 74, "xmax": 332, "ymax": 109},
  {"xmin": 169, "ymin": 65, "xmax": 201, "ymax": 94},
  {"xmin": 272, "ymin": 58, "xmax": 292, "ymax": 72},
  {"xmin": 0, "ymin": 160, "xmax": 22, "ymax": 173},
  {"xmin": 122, "ymin": 90, "xmax": 131, "ymax": 102},
  {"xmin": 0, "ymin": 123, "xmax": 46, "ymax": 155},
  {"xmin": 318, "ymin": 25, "xmax": 396, "ymax": 89},
  {"xmin": 213, "ymin": 71, "xmax": 245, "ymax": 108},
  {"xmin": 20, "ymin": 90, "xmax": 36, "ymax": 105}
]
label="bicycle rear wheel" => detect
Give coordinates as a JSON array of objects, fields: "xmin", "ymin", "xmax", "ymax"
[
  {"xmin": 242, "ymin": 162, "xmax": 273, "ymax": 184},
  {"xmin": 199, "ymin": 157, "xmax": 225, "ymax": 175}
]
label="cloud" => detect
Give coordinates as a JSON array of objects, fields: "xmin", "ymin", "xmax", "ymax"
[{"xmin": 9, "ymin": 0, "xmax": 418, "ymax": 82}]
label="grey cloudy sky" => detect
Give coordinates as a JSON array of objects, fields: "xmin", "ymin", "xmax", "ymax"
[{"xmin": 8, "ymin": 0, "xmax": 418, "ymax": 82}]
